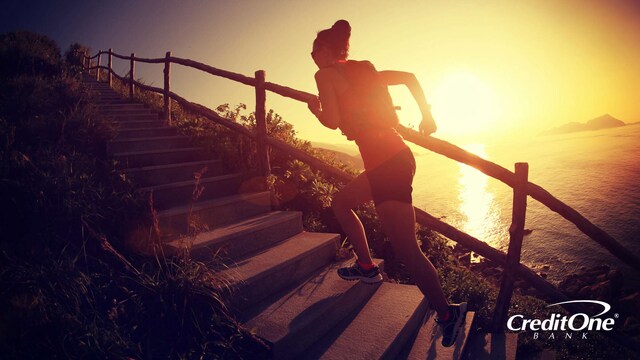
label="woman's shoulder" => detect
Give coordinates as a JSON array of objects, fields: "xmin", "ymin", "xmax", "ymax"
[{"xmin": 314, "ymin": 66, "xmax": 345, "ymax": 85}]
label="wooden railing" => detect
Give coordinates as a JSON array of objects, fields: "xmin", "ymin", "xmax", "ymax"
[{"xmin": 79, "ymin": 49, "xmax": 640, "ymax": 334}]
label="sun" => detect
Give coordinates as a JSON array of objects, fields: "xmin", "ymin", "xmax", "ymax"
[{"xmin": 430, "ymin": 71, "xmax": 501, "ymax": 136}]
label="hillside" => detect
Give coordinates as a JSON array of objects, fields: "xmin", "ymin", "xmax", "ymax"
[{"xmin": 540, "ymin": 114, "xmax": 626, "ymax": 136}]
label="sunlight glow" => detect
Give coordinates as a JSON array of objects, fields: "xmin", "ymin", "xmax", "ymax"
[
  {"xmin": 457, "ymin": 144, "xmax": 503, "ymax": 250},
  {"xmin": 431, "ymin": 72, "xmax": 501, "ymax": 136}
]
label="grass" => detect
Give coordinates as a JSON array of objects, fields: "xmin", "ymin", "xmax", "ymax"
[{"xmin": 0, "ymin": 32, "xmax": 269, "ymax": 359}]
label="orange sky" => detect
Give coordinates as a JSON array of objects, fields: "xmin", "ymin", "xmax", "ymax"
[{"xmin": 4, "ymin": 0, "xmax": 639, "ymax": 145}]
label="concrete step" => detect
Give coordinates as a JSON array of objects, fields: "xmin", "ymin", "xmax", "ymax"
[
  {"xmin": 122, "ymin": 159, "xmax": 223, "ymax": 187},
  {"xmin": 107, "ymin": 135, "xmax": 191, "ymax": 154},
  {"xmin": 113, "ymin": 120, "xmax": 166, "ymax": 129},
  {"xmin": 94, "ymin": 99, "xmax": 134, "ymax": 105},
  {"xmin": 462, "ymin": 333, "xmax": 518, "ymax": 360},
  {"xmin": 95, "ymin": 96, "xmax": 125, "ymax": 101},
  {"xmin": 88, "ymin": 90, "xmax": 120, "ymax": 95},
  {"xmin": 221, "ymin": 231, "xmax": 340, "ymax": 311},
  {"xmin": 306, "ymin": 282, "xmax": 429, "ymax": 360},
  {"xmin": 100, "ymin": 107, "xmax": 156, "ymax": 114},
  {"xmin": 98, "ymin": 103, "xmax": 147, "ymax": 110},
  {"xmin": 156, "ymin": 191, "xmax": 272, "ymax": 240},
  {"xmin": 243, "ymin": 258, "xmax": 384, "ymax": 359},
  {"xmin": 108, "ymin": 113, "xmax": 162, "ymax": 121},
  {"xmin": 165, "ymin": 211, "xmax": 304, "ymax": 260},
  {"xmin": 140, "ymin": 172, "xmax": 242, "ymax": 210},
  {"xmin": 405, "ymin": 309, "xmax": 475, "ymax": 360},
  {"xmin": 113, "ymin": 147, "xmax": 208, "ymax": 168},
  {"xmin": 89, "ymin": 86, "xmax": 118, "ymax": 90},
  {"xmin": 114, "ymin": 127, "xmax": 177, "ymax": 139}
]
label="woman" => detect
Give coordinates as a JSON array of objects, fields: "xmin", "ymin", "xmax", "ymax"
[{"xmin": 307, "ymin": 20, "xmax": 467, "ymax": 348}]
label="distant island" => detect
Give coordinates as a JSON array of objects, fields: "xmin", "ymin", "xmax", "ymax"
[{"xmin": 540, "ymin": 114, "xmax": 627, "ymax": 136}]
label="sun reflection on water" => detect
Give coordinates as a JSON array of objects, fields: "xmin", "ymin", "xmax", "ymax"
[{"xmin": 457, "ymin": 144, "xmax": 503, "ymax": 252}]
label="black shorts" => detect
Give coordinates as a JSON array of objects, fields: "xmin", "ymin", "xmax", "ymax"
[{"xmin": 366, "ymin": 147, "xmax": 416, "ymax": 206}]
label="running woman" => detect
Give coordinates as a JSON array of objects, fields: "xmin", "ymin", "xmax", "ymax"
[{"xmin": 307, "ymin": 19, "xmax": 468, "ymax": 347}]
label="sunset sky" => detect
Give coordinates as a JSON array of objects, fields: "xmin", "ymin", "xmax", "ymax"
[{"xmin": 3, "ymin": 0, "xmax": 640, "ymax": 145}]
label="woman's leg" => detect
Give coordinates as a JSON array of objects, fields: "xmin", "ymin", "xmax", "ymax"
[
  {"xmin": 376, "ymin": 200, "xmax": 449, "ymax": 318},
  {"xmin": 332, "ymin": 171, "xmax": 375, "ymax": 265}
]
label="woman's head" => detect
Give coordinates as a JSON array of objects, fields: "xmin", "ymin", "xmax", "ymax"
[{"xmin": 312, "ymin": 20, "xmax": 351, "ymax": 67}]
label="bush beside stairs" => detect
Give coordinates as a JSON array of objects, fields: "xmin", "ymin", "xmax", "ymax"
[{"xmin": 82, "ymin": 74, "xmax": 518, "ymax": 359}]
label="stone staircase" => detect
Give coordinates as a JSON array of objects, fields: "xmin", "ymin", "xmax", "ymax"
[{"xmin": 82, "ymin": 74, "xmax": 517, "ymax": 359}]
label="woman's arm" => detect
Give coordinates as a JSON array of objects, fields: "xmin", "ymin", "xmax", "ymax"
[
  {"xmin": 378, "ymin": 70, "xmax": 437, "ymax": 135},
  {"xmin": 308, "ymin": 69, "xmax": 341, "ymax": 130}
]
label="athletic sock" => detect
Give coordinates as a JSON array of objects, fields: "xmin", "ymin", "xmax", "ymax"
[{"xmin": 357, "ymin": 259, "xmax": 376, "ymax": 271}]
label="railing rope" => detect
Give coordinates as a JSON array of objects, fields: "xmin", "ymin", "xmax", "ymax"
[{"xmin": 492, "ymin": 162, "xmax": 529, "ymax": 332}]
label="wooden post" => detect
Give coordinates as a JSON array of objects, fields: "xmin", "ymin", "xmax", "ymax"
[
  {"xmin": 163, "ymin": 51, "xmax": 171, "ymax": 125},
  {"xmin": 255, "ymin": 70, "xmax": 271, "ymax": 178},
  {"xmin": 108, "ymin": 48, "xmax": 113, "ymax": 88},
  {"xmin": 129, "ymin": 53, "xmax": 135, "ymax": 101},
  {"xmin": 492, "ymin": 162, "xmax": 529, "ymax": 333},
  {"xmin": 96, "ymin": 52, "xmax": 101, "ymax": 81}
]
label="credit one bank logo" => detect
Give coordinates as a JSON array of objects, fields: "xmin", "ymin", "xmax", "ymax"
[{"xmin": 507, "ymin": 300, "xmax": 617, "ymax": 340}]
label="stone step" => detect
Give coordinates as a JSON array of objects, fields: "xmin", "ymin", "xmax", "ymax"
[
  {"xmin": 94, "ymin": 99, "xmax": 134, "ymax": 105},
  {"xmin": 107, "ymin": 135, "xmax": 191, "ymax": 154},
  {"xmin": 405, "ymin": 309, "xmax": 475, "ymax": 360},
  {"xmin": 156, "ymin": 191, "xmax": 272, "ymax": 240},
  {"xmin": 165, "ymin": 211, "xmax": 304, "ymax": 260},
  {"xmin": 140, "ymin": 172, "xmax": 242, "ymax": 210},
  {"xmin": 220, "ymin": 231, "xmax": 339, "ymax": 311},
  {"xmin": 98, "ymin": 103, "xmax": 147, "ymax": 110},
  {"xmin": 108, "ymin": 113, "xmax": 162, "ymax": 121},
  {"xmin": 122, "ymin": 159, "xmax": 223, "ymax": 187},
  {"xmin": 243, "ymin": 258, "xmax": 384, "ymax": 359},
  {"xmin": 88, "ymin": 88, "xmax": 122, "ymax": 95},
  {"xmin": 462, "ymin": 333, "xmax": 518, "ymax": 360},
  {"xmin": 85, "ymin": 88, "xmax": 114, "ymax": 92},
  {"xmin": 113, "ymin": 120, "xmax": 166, "ymax": 129},
  {"xmin": 114, "ymin": 127, "xmax": 177, "ymax": 139},
  {"xmin": 95, "ymin": 95, "xmax": 125, "ymax": 101},
  {"xmin": 99, "ymin": 102, "xmax": 152, "ymax": 114},
  {"xmin": 306, "ymin": 282, "xmax": 429, "ymax": 360},
  {"xmin": 113, "ymin": 147, "xmax": 208, "ymax": 168},
  {"xmin": 100, "ymin": 108, "xmax": 160, "ymax": 117}
]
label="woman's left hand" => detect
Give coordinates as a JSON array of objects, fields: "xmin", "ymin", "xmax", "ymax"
[{"xmin": 419, "ymin": 111, "xmax": 437, "ymax": 136}]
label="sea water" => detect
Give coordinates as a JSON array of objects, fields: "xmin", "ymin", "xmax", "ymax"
[{"xmin": 412, "ymin": 124, "xmax": 640, "ymax": 286}]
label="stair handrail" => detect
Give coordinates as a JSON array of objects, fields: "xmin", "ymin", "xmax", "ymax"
[{"xmin": 78, "ymin": 49, "xmax": 640, "ymax": 334}]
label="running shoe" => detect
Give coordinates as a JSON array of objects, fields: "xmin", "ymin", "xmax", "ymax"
[
  {"xmin": 436, "ymin": 302, "xmax": 468, "ymax": 347},
  {"xmin": 337, "ymin": 261, "xmax": 383, "ymax": 284}
]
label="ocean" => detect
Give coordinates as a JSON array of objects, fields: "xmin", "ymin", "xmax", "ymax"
[{"xmin": 411, "ymin": 124, "xmax": 640, "ymax": 286}]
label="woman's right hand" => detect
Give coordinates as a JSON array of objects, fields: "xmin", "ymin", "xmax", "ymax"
[{"xmin": 307, "ymin": 96, "xmax": 321, "ymax": 117}]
